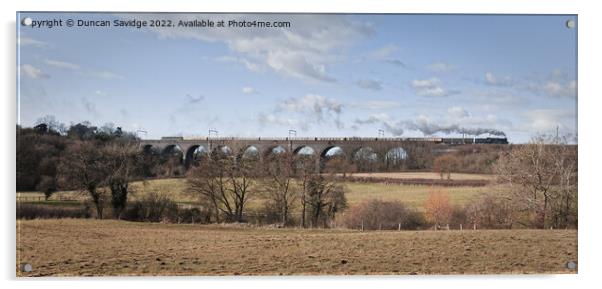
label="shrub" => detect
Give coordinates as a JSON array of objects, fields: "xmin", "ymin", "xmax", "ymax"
[
  {"xmin": 424, "ymin": 188, "xmax": 452, "ymax": 227},
  {"xmin": 255, "ymin": 201, "xmax": 289, "ymax": 225},
  {"xmin": 178, "ymin": 207, "xmax": 207, "ymax": 224},
  {"xmin": 465, "ymin": 193, "xmax": 516, "ymax": 229},
  {"xmin": 17, "ymin": 203, "xmax": 92, "ymax": 219},
  {"xmin": 122, "ymin": 192, "xmax": 179, "ymax": 223},
  {"xmin": 449, "ymin": 205, "xmax": 469, "ymax": 229},
  {"xmin": 121, "ymin": 192, "xmax": 209, "ymax": 223},
  {"xmin": 339, "ymin": 199, "xmax": 424, "ymax": 230}
]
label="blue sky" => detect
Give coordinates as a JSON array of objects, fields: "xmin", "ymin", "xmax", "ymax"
[{"xmin": 17, "ymin": 13, "xmax": 577, "ymax": 143}]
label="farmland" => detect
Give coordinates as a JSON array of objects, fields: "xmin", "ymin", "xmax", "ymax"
[
  {"xmin": 345, "ymin": 172, "xmax": 495, "ymax": 181},
  {"xmin": 16, "ymin": 172, "xmax": 577, "ymax": 276},
  {"xmin": 16, "ymin": 219, "xmax": 577, "ymax": 276},
  {"xmin": 17, "ymin": 173, "xmax": 492, "ymax": 211}
]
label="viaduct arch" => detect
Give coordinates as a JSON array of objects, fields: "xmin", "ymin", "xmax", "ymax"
[{"xmin": 139, "ymin": 136, "xmax": 508, "ymax": 170}]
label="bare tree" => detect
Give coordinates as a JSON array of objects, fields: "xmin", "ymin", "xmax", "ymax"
[
  {"xmin": 186, "ymin": 158, "xmax": 224, "ymax": 222},
  {"xmin": 103, "ymin": 142, "xmax": 137, "ymax": 219},
  {"xmin": 495, "ymin": 135, "xmax": 577, "ymax": 228},
  {"xmin": 550, "ymin": 137, "xmax": 578, "ymax": 228},
  {"xmin": 59, "ymin": 141, "xmax": 110, "ymax": 219},
  {"xmin": 227, "ymin": 156, "xmax": 258, "ymax": 222},
  {"xmin": 306, "ymin": 175, "xmax": 347, "ymax": 228},
  {"xmin": 262, "ymin": 152, "xmax": 298, "ymax": 226},
  {"xmin": 424, "ymin": 188, "xmax": 452, "ymax": 228},
  {"xmin": 35, "ymin": 114, "xmax": 67, "ymax": 135},
  {"xmin": 187, "ymin": 153, "xmax": 257, "ymax": 223},
  {"xmin": 433, "ymin": 154, "xmax": 459, "ymax": 180},
  {"xmin": 295, "ymin": 154, "xmax": 318, "ymax": 228}
]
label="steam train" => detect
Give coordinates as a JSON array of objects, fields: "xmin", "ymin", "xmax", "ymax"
[
  {"xmin": 439, "ymin": 137, "xmax": 508, "ymax": 145},
  {"xmin": 158, "ymin": 136, "xmax": 509, "ymax": 144}
]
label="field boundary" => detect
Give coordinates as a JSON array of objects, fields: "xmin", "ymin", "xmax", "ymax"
[{"xmin": 339, "ymin": 176, "xmax": 491, "ymax": 187}]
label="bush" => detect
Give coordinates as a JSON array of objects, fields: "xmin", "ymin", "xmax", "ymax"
[
  {"xmin": 178, "ymin": 207, "xmax": 207, "ymax": 224},
  {"xmin": 17, "ymin": 203, "xmax": 92, "ymax": 219},
  {"xmin": 339, "ymin": 199, "xmax": 424, "ymax": 230},
  {"xmin": 449, "ymin": 205, "xmax": 469, "ymax": 229},
  {"xmin": 122, "ymin": 192, "xmax": 178, "ymax": 222},
  {"xmin": 465, "ymin": 194, "xmax": 516, "ymax": 229},
  {"xmin": 255, "ymin": 202, "xmax": 287, "ymax": 225},
  {"xmin": 424, "ymin": 188, "xmax": 452, "ymax": 226},
  {"xmin": 122, "ymin": 192, "xmax": 208, "ymax": 223}
]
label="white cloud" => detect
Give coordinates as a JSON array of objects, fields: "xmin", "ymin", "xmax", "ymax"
[
  {"xmin": 266, "ymin": 51, "xmax": 336, "ymax": 82},
  {"xmin": 369, "ymin": 44, "xmax": 407, "ymax": 68},
  {"xmin": 132, "ymin": 14, "xmax": 373, "ymax": 83},
  {"xmin": 95, "ymin": 90, "xmax": 108, "ymax": 96},
  {"xmin": 543, "ymin": 80, "xmax": 576, "ymax": 98},
  {"xmin": 447, "ymin": 106, "xmax": 469, "ymax": 118},
  {"xmin": 18, "ymin": 37, "xmax": 48, "ymax": 48},
  {"xmin": 266, "ymin": 94, "xmax": 344, "ymax": 130},
  {"xmin": 522, "ymin": 109, "xmax": 575, "ymax": 132},
  {"xmin": 484, "ymin": 72, "xmax": 513, "ymax": 86},
  {"xmin": 370, "ymin": 44, "xmax": 398, "ymax": 60},
  {"xmin": 20, "ymin": 64, "xmax": 48, "ymax": 79},
  {"xmin": 242, "ymin": 86, "xmax": 257, "ymax": 94},
  {"xmin": 351, "ymin": 100, "xmax": 401, "ymax": 110},
  {"xmin": 412, "ymin": 78, "xmax": 439, "ymax": 88},
  {"xmin": 356, "ymin": 79, "xmax": 383, "ymax": 91},
  {"xmin": 216, "ymin": 56, "xmax": 261, "ymax": 72},
  {"xmin": 444, "ymin": 107, "xmax": 512, "ymax": 129},
  {"xmin": 427, "ymin": 62, "xmax": 455, "ymax": 72},
  {"xmin": 522, "ymin": 69, "xmax": 576, "ymax": 98},
  {"xmin": 472, "ymin": 90, "xmax": 527, "ymax": 109},
  {"xmin": 44, "ymin": 59, "xmax": 80, "ymax": 70},
  {"xmin": 280, "ymin": 94, "xmax": 342, "ymax": 119},
  {"xmin": 257, "ymin": 113, "xmax": 298, "ymax": 126},
  {"xmin": 90, "ymin": 70, "xmax": 124, "ymax": 79},
  {"xmin": 411, "ymin": 77, "xmax": 458, "ymax": 97}
]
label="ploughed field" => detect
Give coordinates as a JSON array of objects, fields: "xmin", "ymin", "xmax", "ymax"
[{"xmin": 17, "ymin": 219, "xmax": 577, "ymax": 276}]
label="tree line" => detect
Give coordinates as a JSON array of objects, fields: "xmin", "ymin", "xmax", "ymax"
[
  {"xmin": 17, "ymin": 117, "xmax": 577, "ymax": 229},
  {"xmin": 17, "ymin": 118, "xmax": 348, "ymax": 227}
]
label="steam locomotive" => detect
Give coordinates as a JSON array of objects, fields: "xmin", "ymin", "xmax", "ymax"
[{"xmin": 440, "ymin": 137, "xmax": 509, "ymax": 145}]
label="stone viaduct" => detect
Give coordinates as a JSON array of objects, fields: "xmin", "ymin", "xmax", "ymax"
[{"xmin": 139, "ymin": 136, "xmax": 508, "ymax": 169}]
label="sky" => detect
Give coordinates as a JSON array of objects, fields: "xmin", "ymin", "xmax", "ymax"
[{"xmin": 17, "ymin": 13, "xmax": 577, "ymax": 143}]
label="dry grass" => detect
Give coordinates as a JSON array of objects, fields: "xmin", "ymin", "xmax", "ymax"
[
  {"xmin": 344, "ymin": 183, "xmax": 488, "ymax": 210},
  {"xmin": 348, "ymin": 172, "xmax": 495, "ymax": 181},
  {"xmin": 16, "ymin": 219, "xmax": 577, "ymax": 276},
  {"xmin": 18, "ymin": 178, "xmax": 488, "ymax": 211},
  {"xmin": 17, "ymin": 179, "xmax": 196, "ymax": 203}
]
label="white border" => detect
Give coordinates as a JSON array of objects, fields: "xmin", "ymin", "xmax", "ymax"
[{"xmin": 2, "ymin": 1, "xmax": 600, "ymax": 288}]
